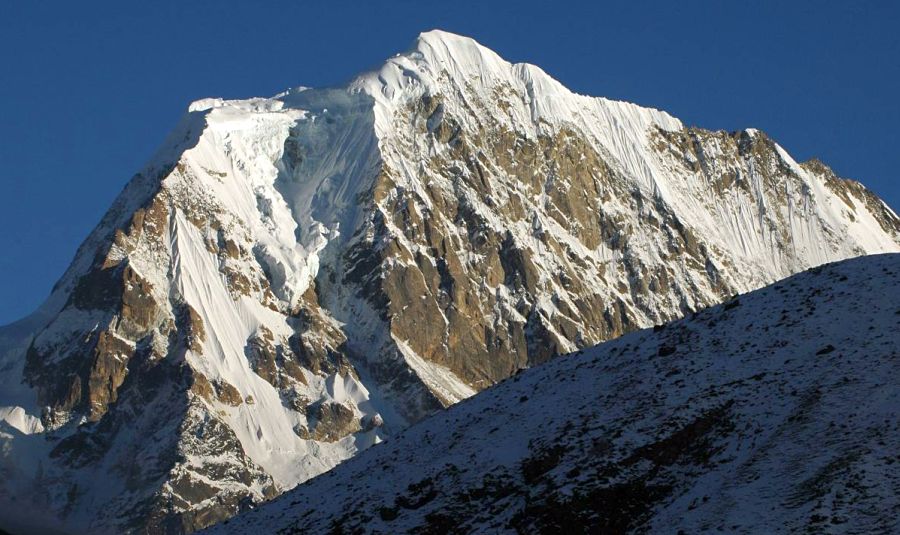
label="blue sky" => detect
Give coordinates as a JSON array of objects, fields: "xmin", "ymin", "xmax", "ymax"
[{"xmin": 1, "ymin": 1, "xmax": 898, "ymax": 324}]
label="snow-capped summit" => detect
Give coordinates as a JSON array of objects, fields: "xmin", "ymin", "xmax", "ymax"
[
  {"xmin": 1, "ymin": 30, "xmax": 898, "ymax": 533},
  {"xmin": 415, "ymin": 29, "xmax": 509, "ymax": 73}
]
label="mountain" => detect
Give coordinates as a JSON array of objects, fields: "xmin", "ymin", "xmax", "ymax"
[
  {"xmin": 209, "ymin": 253, "xmax": 900, "ymax": 534},
  {"xmin": 1, "ymin": 30, "xmax": 898, "ymax": 533}
]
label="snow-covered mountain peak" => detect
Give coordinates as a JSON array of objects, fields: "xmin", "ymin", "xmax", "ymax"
[
  {"xmin": 354, "ymin": 29, "xmax": 682, "ymax": 140},
  {"xmin": 410, "ymin": 29, "xmax": 513, "ymax": 84},
  {"xmin": 1, "ymin": 30, "xmax": 898, "ymax": 534}
]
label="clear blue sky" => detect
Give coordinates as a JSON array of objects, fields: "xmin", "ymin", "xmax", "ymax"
[{"xmin": 1, "ymin": 1, "xmax": 898, "ymax": 325}]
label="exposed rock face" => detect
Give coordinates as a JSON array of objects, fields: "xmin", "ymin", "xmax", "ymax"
[
  {"xmin": 296, "ymin": 401, "xmax": 361, "ymax": 442},
  {"xmin": 0, "ymin": 30, "xmax": 898, "ymax": 533}
]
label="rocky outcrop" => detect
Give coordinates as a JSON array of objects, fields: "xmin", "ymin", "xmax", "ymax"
[{"xmin": 296, "ymin": 400, "xmax": 361, "ymax": 442}]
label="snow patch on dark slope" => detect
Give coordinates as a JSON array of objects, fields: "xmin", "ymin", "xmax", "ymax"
[{"xmin": 212, "ymin": 254, "xmax": 900, "ymax": 534}]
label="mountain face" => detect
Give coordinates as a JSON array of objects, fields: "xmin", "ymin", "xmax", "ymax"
[
  {"xmin": 0, "ymin": 30, "xmax": 898, "ymax": 533},
  {"xmin": 209, "ymin": 254, "xmax": 900, "ymax": 534}
]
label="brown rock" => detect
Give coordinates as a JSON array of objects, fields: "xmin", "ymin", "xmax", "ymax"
[{"xmin": 213, "ymin": 380, "xmax": 243, "ymax": 407}]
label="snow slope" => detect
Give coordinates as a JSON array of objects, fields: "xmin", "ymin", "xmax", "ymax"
[
  {"xmin": 211, "ymin": 253, "xmax": 900, "ymax": 534},
  {"xmin": 0, "ymin": 30, "xmax": 898, "ymax": 532}
]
